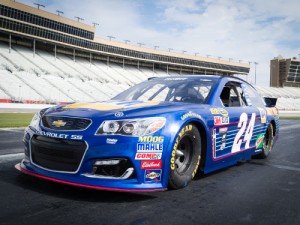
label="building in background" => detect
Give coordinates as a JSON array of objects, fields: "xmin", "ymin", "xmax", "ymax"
[
  {"xmin": 0, "ymin": 0, "xmax": 250, "ymax": 76},
  {"xmin": 270, "ymin": 56, "xmax": 300, "ymax": 88}
]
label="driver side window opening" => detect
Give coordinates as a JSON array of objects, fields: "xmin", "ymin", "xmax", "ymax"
[{"xmin": 220, "ymin": 82, "xmax": 247, "ymax": 107}]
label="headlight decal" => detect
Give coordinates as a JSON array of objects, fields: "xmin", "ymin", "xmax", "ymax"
[
  {"xmin": 96, "ymin": 117, "xmax": 166, "ymax": 136},
  {"xmin": 29, "ymin": 112, "xmax": 40, "ymax": 129},
  {"xmin": 29, "ymin": 108, "xmax": 49, "ymax": 130}
]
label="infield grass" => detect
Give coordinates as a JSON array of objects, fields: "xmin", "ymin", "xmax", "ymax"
[
  {"xmin": 280, "ymin": 116, "xmax": 300, "ymax": 120},
  {"xmin": 0, "ymin": 113, "xmax": 35, "ymax": 128}
]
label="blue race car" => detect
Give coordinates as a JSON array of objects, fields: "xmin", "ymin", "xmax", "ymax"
[{"xmin": 16, "ymin": 75, "xmax": 279, "ymax": 192}]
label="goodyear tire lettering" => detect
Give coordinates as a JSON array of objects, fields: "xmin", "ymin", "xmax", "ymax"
[{"xmin": 168, "ymin": 123, "xmax": 202, "ymax": 189}]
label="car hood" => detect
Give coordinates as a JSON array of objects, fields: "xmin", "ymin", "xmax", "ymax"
[{"xmin": 44, "ymin": 100, "xmax": 207, "ymax": 119}]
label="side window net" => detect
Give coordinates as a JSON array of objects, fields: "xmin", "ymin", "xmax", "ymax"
[{"xmin": 220, "ymin": 83, "xmax": 247, "ymax": 107}]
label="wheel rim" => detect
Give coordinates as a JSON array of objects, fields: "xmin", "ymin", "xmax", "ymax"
[{"xmin": 175, "ymin": 135, "xmax": 194, "ymax": 174}]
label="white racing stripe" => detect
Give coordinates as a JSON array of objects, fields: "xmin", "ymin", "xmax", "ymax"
[
  {"xmin": 280, "ymin": 124, "xmax": 300, "ymax": 131},
  {"xmin": 0, "ymin": 153, "xmax": 24, "ymax": 163},
  {"xmin": 270, "ymin": 164, "xmax": 300, "ymax": 172},
  {"xmin": 0, "ymin": 128, "xmax": 25, "ymax": 133}
]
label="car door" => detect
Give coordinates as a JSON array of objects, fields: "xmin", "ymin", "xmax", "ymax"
[{"xmin": 211, "ymin": 81, "xmax": 263, "ymax": 161}]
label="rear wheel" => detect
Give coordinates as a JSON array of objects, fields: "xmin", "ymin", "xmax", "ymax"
[
  {"xmin": 168, "ymin": 124, "xmax": 201, "ymax": 189},
  {"xmin": 259, "ymin": 123, "xmax": 274, "ymax": 158}
]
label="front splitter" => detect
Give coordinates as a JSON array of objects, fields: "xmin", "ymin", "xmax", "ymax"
[{"xmin": 15, "ymin": 163, "xmax": 167, "ymax": 193}]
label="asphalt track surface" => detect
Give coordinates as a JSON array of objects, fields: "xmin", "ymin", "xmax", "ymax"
[{"xmin": 0, "ymin": 120, "xmax": 299, "ymax": 225}]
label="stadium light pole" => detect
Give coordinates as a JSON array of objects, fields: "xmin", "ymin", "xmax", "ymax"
[
  {"xmin": 56, "ymin": 10, "xmax": 64, "ymax": 16},
  {"xmin": 9, "ymin": 34, "xmax": 11, "ymax": 53},
  {"xmin": 92, "ymin": 22, "xmax": 99, "ymax": 27},
  {"xmin": 75, "ymin": 16, "xmax": 84, "ymax": 22},
  {"xmin": 168, "ymin": 48, "xmax": 173, "ymax": 52},
  {"xmin": 154, "ymin": 46, "xmax": 159, "ymax": 50},
  {"xmin": 107, "ymin": 36, "xmax": 115, "ymax": 41},
  {"xmin": 137, "ymin": 43, "xmax": 145, "ymax": 47},
  {"xmin": 194, "ymin": 52, "xmax": 199, "ymax": 56},
  {"xmin": 33, "ymin": 3, "xmax": 45, "ymax": 10},
  {"xmin": 254, "ymin": 62, "xmax": 258, "ymax": 85},
  {"xmin": 124, "ymin": 40, "xmax": 130, "ymax": 44},
  {"xmin": 218, "ymin": 56, "xmax": 222, "ymax": 60},
  {"xmin": 182, "ymin": 50, "xmax": 187, "ymax": 54}
]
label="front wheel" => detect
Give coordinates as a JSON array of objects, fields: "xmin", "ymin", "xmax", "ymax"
[
  {"xmin": 168, "ymin": 124, "xmax": 201, "ymax": 189},
  {"xmin": 259, "ymin": 123, "xmax": 274, "ymax": 158}
]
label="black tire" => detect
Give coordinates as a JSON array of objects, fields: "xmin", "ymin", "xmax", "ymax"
[
  {"xmin": 168, "ymin": 124, "xmax": 201, "ymax": 189},
  {"xmin": 259, "ymin": 123, "xmax": 274, "ymax": 158}
]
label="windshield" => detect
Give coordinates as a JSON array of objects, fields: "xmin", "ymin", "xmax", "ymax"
[{"xmin": 112, "ymin": 77, "xmax": 216, "ymax": 104}]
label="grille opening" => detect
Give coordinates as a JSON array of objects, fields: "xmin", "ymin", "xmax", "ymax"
[
  {"xmin": 92, "ymin": 158, "xmax": 136, "ymax": 179},
  {"xmin": 31, "ymin": 135, "xmax": 87, "ymax": 172},
  {"xmin": 42, "ymin": 116, "xmax": 91, "ymax": 131}
]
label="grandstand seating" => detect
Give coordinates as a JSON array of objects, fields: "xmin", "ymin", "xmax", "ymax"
[{"xmin": 0, "ymin": 43, "xmax": 299, "ymax": 110}]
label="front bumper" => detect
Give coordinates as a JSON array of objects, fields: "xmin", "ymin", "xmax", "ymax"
[
  {"xmin": 17, "ymin": 127, "xmax": 169, "ymax": 192},
  {"xmin": 15, "ymin": 162, "xmax": 166, "ymax": 192}
]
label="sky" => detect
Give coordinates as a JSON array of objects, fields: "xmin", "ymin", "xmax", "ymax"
[{"xmin": 16, "ymin": 0, "xmax": 300, "ymax": 86}]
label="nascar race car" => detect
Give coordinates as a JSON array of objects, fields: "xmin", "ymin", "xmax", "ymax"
[{"xmin": 16, "ymin": 75, "xmax": 279, "ymax": 192}]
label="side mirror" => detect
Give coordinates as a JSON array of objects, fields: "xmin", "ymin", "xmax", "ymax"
[{"xmin": 264, "ymin": 97, "xmax": 277, "ymax": 107}]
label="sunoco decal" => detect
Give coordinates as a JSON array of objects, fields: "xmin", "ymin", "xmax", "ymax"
[{"xmin": 144, "ymin": 169, "xmax": 162, "ymax": 182}]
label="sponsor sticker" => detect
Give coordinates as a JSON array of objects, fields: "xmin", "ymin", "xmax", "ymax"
[
  {"xmin": 181, "ymin": 111, "xmax": 202, "ymax": 120},
  {"xmin": 256, "ymin": 134, "xmax": 264, "ymax": 148},
  {"xmin": 144, "ymin": 169, "xmax": 161, "ymax": 182},
  {"xmin": 210, "ymin": 108, "xmax": 228, "ymax": 117},
  {"xmin": 214, "ymin": 116, "xmax": 229, "ymax": 125},
  {"xmin": 137, "ymin": 143, "xmax": 163, "ymax": 152},
  {"xmin": 258, "ymin": 108, "xmax": 267, "ymax": 124},
  {"xmin": 138, "ymin": 136, "xmax": 164, "ymax": 143},
  {"xmin": 219, "ymin": 127, "xmax": 228, "ymax": 150},
  {"xmin": 106, "ymin": 138, "xmax": 118, "ymax": 144},
  {"xmin": 36, "ymin": 131, "xmax": 83, "ymax": 140},
  {"xmin": 219, "ymin": 127, "xmax": 228, "ymax": 133},
  {"xmin": 164, "ymin": 77, "xmax": 187, "ymax": 81},
  {"xmin": 140, "ymin": 160, "xmax": 162, "ymax": 169},
  {"xmin": 114, "ymin": 112, "xmax": 124, "ymax": 117},
  {"xmin": 135, "ymin": 153, "xmax": 162, "ymax": 160}
]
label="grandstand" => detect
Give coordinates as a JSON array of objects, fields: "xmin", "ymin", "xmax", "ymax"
[{"xmin": 0, "ymin": 0, "xmax": 299, "ymax": 110}]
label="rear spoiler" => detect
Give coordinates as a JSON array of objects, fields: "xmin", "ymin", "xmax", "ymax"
[{"xmin": 264, "ymin": 97, "xmax": 277, "ymax": 107}]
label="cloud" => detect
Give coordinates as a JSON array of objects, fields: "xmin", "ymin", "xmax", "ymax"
[{"xmin": 17, "ymin": 0, "xmax": 300, "ymax": 86}]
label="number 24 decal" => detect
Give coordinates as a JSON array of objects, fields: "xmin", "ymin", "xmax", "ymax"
[{"xmin": 232, "ymin": 113, "xmax": 256, "ymax": 153}]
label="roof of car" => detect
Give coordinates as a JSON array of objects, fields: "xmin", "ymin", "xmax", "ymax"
[{"xmin": 149, "ymin": 75, "xmax": 255, "ymax": 89}]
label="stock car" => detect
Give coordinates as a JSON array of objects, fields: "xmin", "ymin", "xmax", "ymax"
[{"xmin": 15, "ymin": 75, "xmax": 279, "ymax": 192}]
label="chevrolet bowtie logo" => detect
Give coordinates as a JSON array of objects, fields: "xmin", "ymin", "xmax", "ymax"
[{"xmin": 52, "ymin": 120, "xmax": 67, "ymax": 127}]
